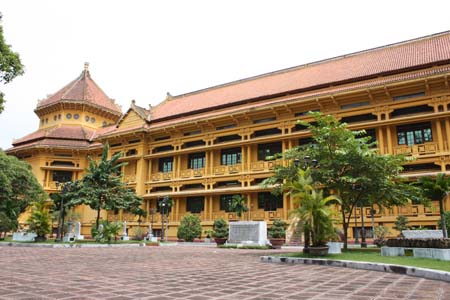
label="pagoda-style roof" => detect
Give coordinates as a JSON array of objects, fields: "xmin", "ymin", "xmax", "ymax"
[
  {"xmin": 35, "ymin": 63, "xmax": 122, "ymax": 116},
  {"xmin": 7, "ymin": 125, "xmax": 97, "ymax": 153}
]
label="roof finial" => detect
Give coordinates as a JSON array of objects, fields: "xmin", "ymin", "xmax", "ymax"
[{"xmin": 84, "ymin": 62, "xmax": 89, "ymax": 72}]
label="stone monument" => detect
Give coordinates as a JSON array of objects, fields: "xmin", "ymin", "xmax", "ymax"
[
  {"xmin": 228, "ymin": 221, "xmax": 267, "ymax": 246},
  {"xmin": 63, "ymin": 221, "xmax": 75, "ymax": 242},
  {"xmin": 74, "ymin": 222, "xmax": 84, "ymax": 240},
  {"xmin": 12, "ymin": 231, "xmax": 37, "ymax": 242},
  {"xmin": 121, "ymin": 221, "xmax": 129, "ymax": 241}
]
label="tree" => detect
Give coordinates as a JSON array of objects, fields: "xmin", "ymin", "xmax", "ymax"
[
  {"xmin": 27, "ymin": 196, "xmax": 51, "ymax": 242},
  {"xmin": 393, "ymin": 215, "xmax": 409, "ymax": 234},
  {"xmin": 177, "ymin": 214, "xmax": 202, "ymax": 242},
  {"xmin": 438, "ymin": 211, "xmax": 450, "ymax": 236},
  {"xmin": 0, "ymin": 150, "xmax": 44, "ymax": 233},
  {"xmin": 230, "ymin": 194, "xmax": 249, "ymax": 220},
  {"xmin": 66, "ymin": 144, "xmax": 143, "ymax": 230},
  {"xmin": 0, "ymin": 211, "xmax": 17, "ymax": 239},
  {"xmin": 264, "ymin": 112, "xmax": 424, "ymax": 249},
  {"xmin": 419, "ymin": 173, "xmax": 449, "ymax": 238},
  {"xmin": 0, "ymin": 13, "xmax": 25, "ymax": 113}
]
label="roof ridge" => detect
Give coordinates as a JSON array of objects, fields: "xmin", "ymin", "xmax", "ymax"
[{"xmin": 171, "ymin": 30, "xmax": 450, "ymax": 100}]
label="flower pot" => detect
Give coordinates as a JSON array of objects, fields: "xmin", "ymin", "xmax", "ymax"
[
  {"xmin": 308, "ymin": 246, "xmax": 329, "ymax": 256},
  {"xmin": 214, "ymin": 237, "xmax": 227, "ymax": 245},
  {"xmin": 269, "ymin": 238, "xmax": 285, "ymax": 249}
]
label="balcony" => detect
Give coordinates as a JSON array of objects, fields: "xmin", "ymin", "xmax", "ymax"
[
  {"xmin": 250, "ymin": 160, "xmax": 282, "ymax": 172},
  {"xmin": 123, "ymin": 175, "xmax": 136, "ymax": 183},
  {"xmin": 394, "ymin": 142, "xmax": 437, "ymax": 156},
  {"xmin": 180, "ymin": 168, "xmax": 205, "ymax": 178},
  {"xmin": 213, "ymin": 164, "xmax": 242, "ymax": 175},
  {"xmin": 151, "ymin": 172, "xmax": 173, "ymax": 181}
]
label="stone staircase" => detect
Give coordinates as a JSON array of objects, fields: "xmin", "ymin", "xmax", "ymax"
[{"xmin": 286, "ymin": 216, "xmax": 303, "ymax": 246}]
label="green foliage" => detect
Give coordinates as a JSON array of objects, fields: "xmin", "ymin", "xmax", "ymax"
[
  {"xmin": 289, "ymin": 168, "xmax": 339, "ymax": 246},
  {"xmin": 0, "ymin": 211, "xmax": 17, "ymax": 237},
  {"xmin": 0, "ymin": 150, "xmax": 44, "ymax": 230},
  {"xmin": 263, "ymin": 112, "xmax": 424, "ymax": 249},
  {"xmin": 419, "ymin": 174, "xmax": 449, "ymax": 237},
  {"xmin": 212, "ymin": 218, "xmax": 229, "ymax": 239},
  {"xmin": 66, "ymin": 144, "xmax": 143, "ymax": 229},
  {"xmin": 268, "ymin": 219, "xmax": 288, "ymax": 239},
  {"xmin": 0, "ymin": 15, "xmax": 25, "ymax": 113},
  {"xmin": 91, "ymin": 220, "xmax": 122, "ymax": 243},
  {"xmin": 27, "ymin": 196, "xmax": 51, "ymax": 240},
  {"xmin": 393, "ymin": 215, "xmax": 409, "ymax": 232},
  {"xmin": 230, "ymin": 195, "xmax": 248, "ymax": 220},
  {"xmin": 373, "ymin": 226, "xmax": 390, "ymax": 247},
  {"xmin": 177, "ymin": 214, "xmax": 202, "ymax": 242},
  {"xmin": 437, "ymin": 211, "xmax": 450, "ymax": 234}
]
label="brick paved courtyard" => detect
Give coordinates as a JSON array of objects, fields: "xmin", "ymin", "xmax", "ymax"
[{"xmin": 0, "ymin": 245, "xmax": 449, "ymax": 299}]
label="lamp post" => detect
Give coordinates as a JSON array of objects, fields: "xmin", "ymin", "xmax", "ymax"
[{"xmin": 148, "ymin": 208, "xmax": 156, "ymax": 238}]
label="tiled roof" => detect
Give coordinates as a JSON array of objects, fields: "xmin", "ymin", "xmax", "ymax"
[
  {"xmin": 149, "ymin": 31, "xmax": 450, "ymax": 122},
  {"xmin": 36, "ymin": 63, "xmax": 122, "ymax": 115},
  {"xmin": 8, "ymin": 139, "xmax": 92, "ymax": 152},
  {"xmin": 12, "ymin": 125, "xmax": 95, "ymax": 146}
]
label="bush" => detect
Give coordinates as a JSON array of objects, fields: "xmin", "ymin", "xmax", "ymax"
[
  {"xmin": 177, "ymin": 214, "xmax": 202, "ymax": 242},
  {"xmin": 393, "ymin": 215, "xmax": 409, "ymax": 233},
  {"xmin": 268, "ymin": 219, "xmax": 287, "ymax": 239},
  {"xmin": 212, "ymin": 218, "xmax": 228, "ymax": 239},
  {"xmin": 373, "ymin": 226, "xmax": 390, "ymax": 247},
  {"xmin": 386, "ymin": 238, "xmax": 450, "ymax": 249},
  {"xmin": 27, "ymin": 197, "xmax": 51, "ymax": 241},
  {"xmin": 91, "ymin": 220, "xmax": 122, "ymax": 243},
  {"xmin": 438, "ymin": 211, "xmax": 450, "ymax": 234}
]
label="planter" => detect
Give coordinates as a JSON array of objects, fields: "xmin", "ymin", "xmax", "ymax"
[
  {"xmin": 214, "ymin": 238, "xmax": 227, "ymax": 245},
  {"xmin": 269, "ymin": 238, "xmax": 285, "ymax": 249},
  {"xmin": 308, "ymin": 246, "xmax": 329, "ymax": 256}
]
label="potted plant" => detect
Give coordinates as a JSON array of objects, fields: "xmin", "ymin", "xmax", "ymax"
[
  {"xmin": 268, "ymin": 219, "xmax": 287, "ymax": 249},
  {"xmin": 212, "ymin": 218, "xmax": 228, "ymax": 245},
  {"xmin": 204, "ymin": 229, "xmax": 213, "ymax": 243},
  {"xmin": 27, "ymin": 197, "xmax": 52, "ymax": 242},
  {"xmin": 288, "ymin": 168, "xmax": 340, "ymax": 256}
]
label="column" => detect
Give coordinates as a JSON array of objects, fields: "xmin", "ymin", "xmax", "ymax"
[
  {"xmin": 205, "ymin": 151, "xmax": 209, "ymax": 175},
  {"xmin": 436, "ymin": 120, "xmax": 444, "ymax": 152},
  {"xmin": 135, "ymin": 158, "xmax": 146, "ymax": 195},
  {"xmin": 247, "ymin": 193, "xmax": 251, "ymax": 221},
  {"xmin": 241, "ymin": 145, "xmax": 245, "ymax": 172},
  {"xmin": 445, "ymin": 119, "xmax": 450, "ymax": 152},
  {"xmin": 209, "ymin": 196, "xmax": 213, "ymax": 221},
  {"xmin": 386, "ymin": 126, "xmax": 393, "ymax": 154},
  {"xmin": 176, "ymin": 197, "xmax": 180, "ymax": 221},
  {"xmin": 148, "ymin": 159, "xmax": 152, "ymax": 181},
  {"xmin": 283, "ymin": 193, "xmax": 288, "ymax": 220},
  {"xmin": 204, "ymin": 197, "xmax": 208, "ymax": 221},
  {"xmin": 210, "ymin": 151, "xmax": 214, "ymax": 175},
  {"xmin": 377, "ymin": 127, "xmax": 385, "ymax": 154},
  {"xmin": 247, "ymin": 145, "xmax": 251, "ymax": 171},
  {"xmin": 146, "ymin": 199, "xmax": 150, "ymax": 222}
]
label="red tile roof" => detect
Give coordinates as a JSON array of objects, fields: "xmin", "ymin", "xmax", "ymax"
[
  {"xmin": 8, "ymin": 139, "xmax": 92, "ymax": 152},
  {"xmin": 12, "ymin": 125, "xmax": 96, "ymax": 146},
  {"xmin": 36, "ymin": 63, "xmax": 122, "ymax": 115},
  {"xmin": 149, "ymin": 31, "xmax": 450, "ymax": 123}
]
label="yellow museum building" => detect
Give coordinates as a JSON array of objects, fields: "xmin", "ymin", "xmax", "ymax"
[{"xmin": 7, "ymin": 31, "xmax": 450, "ymax": 240}]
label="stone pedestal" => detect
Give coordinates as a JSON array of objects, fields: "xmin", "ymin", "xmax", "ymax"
[
  {"xmin": 327, "ymin": 242, "xmax": 343, "ymax": 254},
  {"xmin": 229, "ymin": 221, "xmax": 267, "ymax": 246},
  {"xmin": 121, "ymin": 221, "xmax": 129, "ymax": 240},
  {"xmin": 12, "ymin": 232, "xmax": 37, "ymax": 242},
  {"xmin": 381, "ymin": 246, "xmax": 405, "ymax": 256},
  {"xmin": 74, "ymin": 222, "xmax": 84, "ymax": 240}
]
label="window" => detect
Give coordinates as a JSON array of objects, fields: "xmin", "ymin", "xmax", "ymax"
[
  {"xmin": 128, "ymin": 139, "xmax": 141, "ymax": 144},
  {"xmin": 85, "ymin": 116, "xmax": 90, "ymax": 122},
  {"xmin": 156, "ymin": 198, "xmax": 172, "ymax": 213},
  {"xmin": 186, "ymin": 196, "xmax": 204, "ymax": 213},
  {"xmin": 110, "ymin": 143, "xmax": 122, "ymax": 148},
  {"xmin": 154, "ymin": 145, "xmax": 174, "ymax": 153},
  {"xmin": 184, "ymin": 130, "xmax": 201, "ymax": 136},
  {"xmin": 217, "ymin": 181, "xmax": 240, "ymax": 187},
  {"xmin": 252, "ymin": 128, "xmax": 282, "ymax": 138},
  {"xmin": 74, "ymin": 114, "xmax": 80, "ymax": 120},
  {"xmin": 340, "ymin": 101, "xmax": 370, "ymax": 110},
  {"xmin": 215, "ymin": 134, "xmax": 241, "ymax": 143},
  {"xmin": 126, "ymin": 149, "xmax": 137, "ymax": 156},
  {"xmin": 158, "ymin": 157, "xmax": 173, "ymax": 173},
  {"xmin": 221, "ymin": 148, "xmax": 241, "ymax": 165},
  {"xmin": 216, "ymin": 124, "xmax": 236, "ymax": 130},
  {"xmin": 393, "ymin": 92, "xmax": 425, "ymax": 101},
  {"xmin": 258, "ymin": 192, "xmax": 283, "ymax": 211},
  {"xmin": 340, "ymin": 113, "xmax": 377, "ymax": 124},
  {"xmin": 253, "ymin": 117, "xmax": 276, "ymax": 124},
  {"xmin": 90, "ymin": 117, "xmax": 96, "ymax": 123},
  {"xmin": 154, "ymin": 136, "xmax": 170, "ymax": 141},
  {"xmin": 257, "ymin": 142, "xmax": 282, "ymax": 160},
  {"xmin": 397, "ymin": 122, "xmax": 432, "ymax": 146},
  {"xmin": 50, "ymin": 161, "xmax": 75, "ymax": 167},
  {"xmin": 390, "ymin": 105, "xmax": 433, "ymax": 118},
  {"xmin": 188, "ymin": 152, "xmax": 205, "ymax": 169},
  {"xmin": 220, "ymin": 194, "xmax": 238, "ymax": 212},
  {"xmin": 66, "ymin": 113, "xmax": 72, "ymax": 119},
  {"xmin": 361, "ymin": 128, "xmax": 377, "ymax": 145},
  {"xmin": 52, "ymin": 171, "xmax": 72, "ymax": 183},
  {"xmin": 102, "ymin": 121, "xmax": 107, "ymax": 127},
  {"xmin": 295, "ymin": 109, "xmax": 320, "ymax": 117},
  {"xmin": 183, "ymin": 140, "xmax": 206, "ymax": 148}
]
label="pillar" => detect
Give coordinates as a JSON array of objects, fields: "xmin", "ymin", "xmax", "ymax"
[
  {"xmin": 377, "ymin": 127, "xmax": 385, "ymax": 154},
  {"xmin": 436, "ymin": 119, "xmax": 444, "ymax": 152},
  {"xmin": 386, "ymin": 126, "xmax": 393, "ymax": 154},
  {"xmin": 283, "ymin": 193, "xmax": 288, "ymax": 220},
  {"xmin": 445, "ymin": 119, "xmax": 450, "ymax": 152}
]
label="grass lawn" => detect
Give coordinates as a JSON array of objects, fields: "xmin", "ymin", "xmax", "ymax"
[{"xmin": 282, "ymin": 249, "xmax": 450, "ymax": 272}]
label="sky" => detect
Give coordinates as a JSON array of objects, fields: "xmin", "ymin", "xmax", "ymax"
[{"xmin": 0, "ymin": 0, "xmax": 449, "ymax": 149}]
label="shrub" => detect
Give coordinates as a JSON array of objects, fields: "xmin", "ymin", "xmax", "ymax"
[
  {"xmin": 373, "ymin": 226, "xmax": 390, "ymax": 247},
  {"xmin": 177, "ymin": 214, "xmax": 202, "ymax": 242},
  {"xmin": 386, "ymin": 238, "xmax": 450, "ymax": 249},
  {"xmin": 393, "ymin": 215, "xmax": 409, "ymax": 233},
  {"xmin": 268, "ymin": 219, "xmax": 287, "ymax": 239},
  {"xmin": 27, "ymin": 197, "xmax": 51, "ymax": 241},
  {"xmin": 91, "ymin": 220, "xmax": 122, "ymax": 243},
  {"xmin": 212, "ymin": 218, "xmax": 228, "ymax": 239},
  {"xmin": 438, "ymin": 211, "xmax": 450, "ymax": 234}
]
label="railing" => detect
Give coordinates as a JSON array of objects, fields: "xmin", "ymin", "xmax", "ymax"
[
  {"xmin": 348, "ymin": 202, "xmax": 441, "ymax": 220},
  {"xmin": 250, "ymin": 160, "xmax": 282, "ymax": 172},
  {"xmin": 123, "ymin": 175, "xmax": 136, "ymax": 183},
  {"xmin": 213, "ymin": 164, "xmax": 242, "ymax": 175},
  {"xmin": 394, "ymin": 142, "xmax": 437, "ymax": 156},
  {"xmin": 151, "ymin": 172, "xmax": 173, "ymax": 181},
  {"xmin": 180, "ymin": 168, "xmax": 205, "ymax": 178}
]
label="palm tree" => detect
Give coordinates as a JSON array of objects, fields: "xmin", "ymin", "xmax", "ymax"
[
  {"xmin": 419, "ymin": 173, "xmax": 449, "ymax": 238},
  {"xmin": 230, "ymin": 195, "xmax": 249, "ymax": 220}
]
